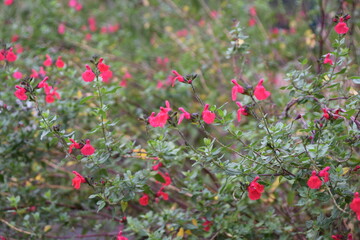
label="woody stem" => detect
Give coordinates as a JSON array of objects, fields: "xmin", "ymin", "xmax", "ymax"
[{"xmin": 96, "ymin": 76, "xmax": 111, "ymax": 153}]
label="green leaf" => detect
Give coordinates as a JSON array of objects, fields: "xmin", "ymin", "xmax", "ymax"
[
  {"xmin": 154, "ymin": 173, "xmax": 165, "ymax": 183},
  {"xmin": 350, "ymin": 76, "xmax": 360, "ymax": 84},
  {"xmin": 97, "ymin": 200, "xmax": 106, "ymax": 212},
  {"xmin": 79, "ymin": 95, "xmax": 94, "ymax": 104}
]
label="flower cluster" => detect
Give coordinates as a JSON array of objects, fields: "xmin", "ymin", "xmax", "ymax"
[{"xmin": 307, "ymin": 167, "xmax": 330, "ymax": 189}]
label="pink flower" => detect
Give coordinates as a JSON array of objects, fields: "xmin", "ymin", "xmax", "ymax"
[
  {"xmin": 249, "ymin": 6, "xmax": 257, "ymax": 17},
  {"xmin": 139, "ymin": 194, "xmax": 149, "ymax": 206},
  {"xmin": 152, "ymin": 162, "xmax": 163, "ymax": 171},
  {"xmin": 5, "ymin": 48, "xmax": 17, "ymax": 62},
  {"xmin": 334, "ymin": 18, "xmax": 349, "ymax": 34},
  {"xmin": 88, "ymin": 17, "xmax": 97, "ymax": 32},
  {"xmin": 323, "ymin": 53, "xmax": 333, "ymax": 65},
  {"xmin": 116, "ymin": 231, "xmax": 128, "ymax": 240},
  {"xmin": 350, "ymin": 192, "xmax": 360, "ymax": 220},
  {"xmin": 101, "ymin": 70, "xmax": 113, "ymax": 83},
  {"xmin": 149, "ymin": 101, "xmax": 172, "ymax": 128},
  {"xmin": 68, "ymin": 138, "xmax": 81, "ymax": 153},
  {"xmin": 12, "ymin": 71, "xmax": 22, "ymax": 79},
  {"xmin": 11, "ymin": 34, "xmax": 19, "ymax": 42},
  {"xmin": 248, "ymin": 176, "xmax": 264, "ymax": 200},
  {"xmin": 202, "ymin": 104, "xmax": 215, "ymax": 124},
  {"xmin": 248, "ymin": 18, "xmax": 256, "ymax": 27},
  {"xmin": 58, "ymin": 23, "xmax": 66, "ymax": 34},
  {"xmin": 82, "ymin": 65, "xmax": 95, "ymax": 82},
  {"xmin": 31, "ymin": 69, "xmax": 39, "ymax": 78},
  {"xmin": 81, "ymin": 139, "xmax": 95, "ymax": 156},
  {"xmin": 236, "ymin": 102, "xmax": 248, "ymax": 122},
  {"xmin": 43, "ymin": 54, "xmax": 52, "ymax": 67},
  {"xmin": 318, "ymin": 166, "xmax": 330, "ymax": 182},
  {"xmin": 72, "ymin": 171, "xmax": 86, "ymax": 189},
  {"xmin": 231, "ymin": 79, "xmax": 245, "ymax": 101},
  {"xmin": 37, "ymin": 76, "xmax": 49, "ymax": 88},
  {"xmin": 56, "ymin": 56, "xmax": 65, "ymax": 68},
  {"xmin": 45, "ymin": 87, "xmax": 60, "ymax": 103},
  {"xmin": 39, "ymin": 67, "xmax": 46, "ymax": 76},
  {"xmin": 171, "ymin": 70, "xmax": 185, "ymax": 87},
  {"xmin": 307, "ymin": 171, "xmax": 322, "ymax": 189},
  {"xmin": 4, "ymin": 0, "xmax": 13, "ymax": 5},
  {"xmin": 178, "ymin": 107, "xmax": 191, "ymax": 125},
  {"xmin": 254, "ymin": 79, "xmax": 270, "ymax": 100},
  {"xmin": 14, "ymin": 85, "xmax": 27, "ymax": 100},
  {"xmin": 97, "ymin": 58, "xmax": 110, "ymax": 72}
]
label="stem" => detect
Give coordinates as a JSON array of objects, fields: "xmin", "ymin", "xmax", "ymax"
[
  {"xmin": 321, "ymin": 34, "xmax": 342, "ymax": 88},
  {"xmin": 0, "ymin": 218, "xmax": 34, "ymax": 235},
  {"xmin": 96, "ymin": 76, "xmax": 111, "ymax": 153}
]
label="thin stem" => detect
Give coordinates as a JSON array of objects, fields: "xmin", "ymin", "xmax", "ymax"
[
  {"xmin": 96, "ymin": 76, "xmax": 111, "ymax": 153},
  {"xmin": 190, "ymin": 82, "xmax": 204, "ymax": 106},
  {"xmin": 0, "ymin": 218, "xmax": 34, "ymax": 235}
]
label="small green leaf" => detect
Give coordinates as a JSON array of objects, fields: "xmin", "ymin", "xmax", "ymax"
[
  {"xmin": 154, "ymin": 173, "xmax": 165, "ymax": 183},
  {"xmin": 79, "ymin": 95, "xmax": 94, "ymax": 104}
]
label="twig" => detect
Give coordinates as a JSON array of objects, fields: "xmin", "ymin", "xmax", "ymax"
[{"xmin": 0, "ymin": 218, "xmax": 34, "ymax": 235}]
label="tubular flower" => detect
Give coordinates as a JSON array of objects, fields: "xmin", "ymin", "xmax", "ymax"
[
  {"xmin": 318, "ymin": 166, "xmax": 330, "ymax": 182},
  {"xmin": 178, "ymin": 107, "xmax": 191, "ymax": 125},
  {"xmin": 247, "ymin": 176, "xmax": 264, "ymax": 200},
  {"xmin": 322, "ymin": 108, "xmax": 330, "ymax": 120},
  {"xmin": 156, "ymin": 187, "xmax": 169, "ymax": 201},
  {"xmin": 157, "ymin": 171, "xmax": 171, "ymax": 186},
  {"xmin": 116, "ymin": 231, "xmax": 128, "ymax": 240},
  {"xmin": 97, "ymin": 58, "xmax": 109, "ymax": 72},
  {"xmin": 236, "ymin": 102, "xmax": 248, "ymax": 122},
  {"xmin": 37, "ymin": 76, "xmax": 49, "ymax": 88},
  {"xmin": 100, "ymin": 70, "xmax": 113, "ymax": 83},
  {"xmin": 231, "ymin": 79, "xmax": 245, "ymax": 101},
  {"xmin": 148, "ymin": 101, "xmax": 172, "ymax": 128},
  {"xmin": 307, "ymin": 171, "xmax": 322, "ymax": 189},
  {"xmin": 72, "ymin": 171, "xmax": 86, "ymax": 189},
  {"xmin": 43, "ymin": 54, "xmax": 52, "ymax": 67},
  {"xmin": 334, "ymin": 18, "xmax": 349, "ymax": 34},
  {"xmin": 254, "ymin": 79, "xmax": 271, "ymax": 100},
  {"xmin": 56, "ymin": 56, "xmax": 65, "ymax": 68},
  {"xmin": 82, "ymin": 64, "xmax": 95, "ymax": 82},
  {"xmin": 350, "ymin": 192, "xmax": 360, "ymax": 220},
  {"xmin": 202, "ymin": 104, "xmax": 216, "ymax": 124},
  {"xmin": 323, "ymin": 53, "xmax": 333, "ymax": 65},
  {"xmin": 171, "ymin": 70, "xmax": 185, "ymax": 87},
  {"xmin": 68, "ymin": 138, "xmax": 81, "ymax": 153},
  {"xmin": 45, "ymin": 87, "xmax": 61, "ymax": 103},
  {"xmin": 81, "ymin": 139, "xmax": 95, "ymax": 156},
  {"xmin": 139, "ymin": 194, "xmax": 149, "ymax": 206},
  {"xmin": 5, "ymin": 48, "xmax": 17, "ymax": 62},
  {"xmin": 14, "ymin": 85, "xmax": 27, "ymax": 100},
  {"xmin": 202, "ymin": 219, "xmax": 213, "ymax": 232}
]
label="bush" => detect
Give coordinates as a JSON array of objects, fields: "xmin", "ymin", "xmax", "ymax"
[{"xmin": 1, "ymin": 0, "xmax": 359, "ymax": 239}]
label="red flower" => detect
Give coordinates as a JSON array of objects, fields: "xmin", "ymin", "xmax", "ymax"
[
  {"xmin": 156, "ymin": 187, "xmax": 169, "ymax": 200},
  {"xmin": 247, "ymin": 176, "xmax": 264, "ymax": 200},
  {"xmin": 97, "ymin": 58, "xmax": 110, "ymax": 72},
  {"xmin": 157, "ymin": 171, "xmax": 171, "ymax": 186},
  {"xmin": 334, "ymin": 18, "xmax": 349, "ymax": 34},
  {"xmin": 152, "ymin": 162, "xmax": 163, "ymax": 171},
  {"xmin": 39, "ymin": 66, "xmax": 46, "ymax": 76},
  {"xmin": 236, "ymin": 102, "xmax": 248, "ymax": 122},
  {"xmin": 249, "ymin": 6, "xmax": 257, "ymax": 17},
  {"xmin": 0, "ymin": 50, "xmax": 4, "ymax": 61},
  {"xmin": 88, "ymin": 17, "xmax": 97, "ymax": 32},
  {"xmin": 4, "ymin": 0, "xmax": 13, "ymax": 5},
  {"xmin": 68, "ymin": 138, "xmax": 81, "ymax": 153},
  {"xmin": 139, "ymin": 193, "xmax": 149, "ymax": 206},
  {"xmin": 307, "ymin": 171, "xmax": 322, "ymax": 189},
  {"xmin": 254, "ymin": 79, "xmax": 270, "ymax": 100},
  {"xmin": 323, "ymin": 53, "xmax": 333, "ymax": 65},
  {"xmin": 72, "ymin": 171, "xmax": 86, "ymax": 189},
  {"xmin": 58, "ymin": 23, "xmax": 66, "ymax": 34},
  {"xmin": 45, "ymin": 87, "xmax": 61, "ymax": 103},
  {"xmin": 171, "ymin": 70, "xmax": 185, "ymax": 87},
  {"xmin": 318, "ymin": 166, "xmax": 330, "ymax": 182},
  {"xmin": 332, "ymin": 235, "xmax": 343, "ymax": 240},
  {"xmin": 148, "ymin": 101, "xmax": 172, "ymax": 128},
  {"xmin": 14, "ymin": 85, "xmax": 27, "ymax": 101},
  {"xmin": 37, "ymin": 76, "xmax": 49, "ymax": 88},
  {"xmin": 248, "ymin": 18, "xmax": 256, "ymax": 27},
  {"xmin": 56, "ymin": 56, "xmax": 65, "ymax": 68},
  {"xmin": 43, "ymin": 54, "xmax": 52, "ymax": 67},
  {"xmin": 322, "ymin": 108, "xmax": 330, "ymax": 119},
  {"xmin": 178, "ymin": 107, "xmax": 191, "ymax": 125},
  {"xmin": 31, "ymin": 69, "xmax": 39, "ymax": 78},
  {"xmin": 81, "ymin": 139, "xmax": 95, "ymax": 156},
  {"xmin": 5, "ymin": 48, "xmax": 17, "ymax": 62},
  {"xmin": 202, "ymin": 219, "xmax": 213, "ymax": 232},
  {"xmin": 231, "ymin": 79, "xmax": 245, "ymax": 101},
  {"xmin": 13, "ymin": 71, "xmax": 22, "ymax": 79},
  {"xmin": 350, "ymin": 192, "xmax": 360, "ymax": 220},
  {"xmin": 100, "ymin": 70, "xmax": 113, "ymax": 83},
  {"xmin": 202, "ymin": 104, "xmax": 215, "ymax": 124},
  {"xmin": 82, "ymin": 65, "xmax": 95, "ymax": 82},
  {"xmin": 116, "ymin": 231, "xmax": 128, "ymax": 240}
]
